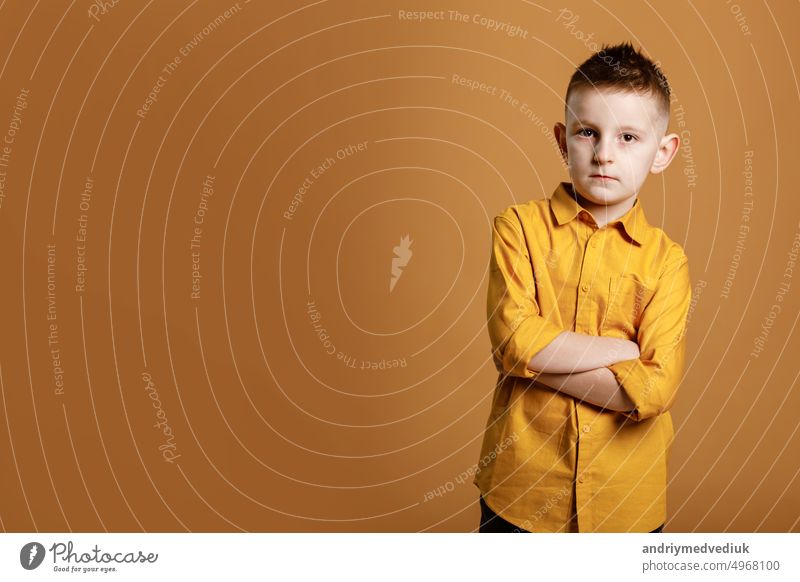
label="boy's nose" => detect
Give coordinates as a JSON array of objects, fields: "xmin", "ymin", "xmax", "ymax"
[{"xmin": 592, "ymin": 138, "xmax": 614, "ymax": 164}]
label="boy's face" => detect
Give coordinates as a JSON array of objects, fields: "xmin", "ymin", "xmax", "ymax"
[{"xmin": 554, "ymin": 86, "xmax": 679, "ymax": 210}]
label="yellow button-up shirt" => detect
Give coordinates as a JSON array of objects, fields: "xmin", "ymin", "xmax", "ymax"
[{"xmin": 473, "ymin": 182, "xmax": 692, "ymax": 532}]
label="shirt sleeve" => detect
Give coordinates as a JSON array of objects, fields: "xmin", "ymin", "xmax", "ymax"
[
  {"xmin": 487, "ymin": 212, "xmax": 565, "ymax": 379},
  {"xmin": 607, "ymin": 250, "xmax": 692, "ymax": 422}
]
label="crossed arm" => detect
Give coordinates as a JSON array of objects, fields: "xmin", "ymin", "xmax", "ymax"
[
  {"xmin": 488, "ymin": 213, "xmax": 691, "ymax": 421},
  {"xmin": 527, "ymin": 332, "xmax": 639, "ymax": 413}
]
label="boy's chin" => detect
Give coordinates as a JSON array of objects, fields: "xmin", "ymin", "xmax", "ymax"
[{"xmin": 573, "ymin": 181, "xmax": 635, "ymax": 205}]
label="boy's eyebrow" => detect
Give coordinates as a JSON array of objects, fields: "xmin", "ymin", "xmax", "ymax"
[{"xmin": 571, "ymin": 119, "xmax": 646, "ymax": 133}]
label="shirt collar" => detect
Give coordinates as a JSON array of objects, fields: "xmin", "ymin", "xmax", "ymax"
[{"xmin": 550, "ymin": 182, "xmax": 648, "ymax": 245}]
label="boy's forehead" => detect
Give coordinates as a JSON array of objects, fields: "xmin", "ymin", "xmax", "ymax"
[{"xmin": 566, "ymin": 86, "xmax": 665, "ymax": 129}]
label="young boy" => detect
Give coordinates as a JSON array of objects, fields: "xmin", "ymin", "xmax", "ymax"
[{"xmin": 473, "ymin": 42, "xmax": 690, "ymax": 533}]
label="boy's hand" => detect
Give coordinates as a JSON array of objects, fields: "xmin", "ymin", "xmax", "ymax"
[{"xmin": 612, "ymin": 338, "xmax": 640, "ymax": 364}]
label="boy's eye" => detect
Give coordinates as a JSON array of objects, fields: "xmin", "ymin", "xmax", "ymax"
[
  {"xmin": 577, "ymin": 128, "xmax": 596, "ymax": 137},
  {"xmin": 621, "ymin": 134, "xmax": 638, "ymax": 142}
]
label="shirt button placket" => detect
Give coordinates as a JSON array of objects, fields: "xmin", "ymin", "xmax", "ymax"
[
  {"xmin": 577, "ymin": 236, "xmax": 592, "ymax": 327},
  {"xmin": 575, "ymin": 416, "xmax": 594, "ymax": 528},
  {"xmin": 575, "ymin": 220, "xmax": 599, "ymax": 532}
]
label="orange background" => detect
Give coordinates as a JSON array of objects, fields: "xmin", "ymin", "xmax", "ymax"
[{"xmin": 0, "ymin": 0, "xmax": 797, "ymax": 532}]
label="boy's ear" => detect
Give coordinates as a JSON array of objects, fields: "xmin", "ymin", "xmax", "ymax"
[
  {"xmin": 554, "ymin": 122, "xmax": 568, "ymax": 163},
  {"xmin": 650, "ymin": 132, "xmax": 680, "ymax": 174}
]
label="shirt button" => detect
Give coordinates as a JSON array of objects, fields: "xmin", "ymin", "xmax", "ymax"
[
  {"xmin": 578, "ymin": 475, "xmax": 586, "ymax": 483},
  {"xmin": 581, "ymin": 283, "xmax": 589, "ymax": 292},
  {"xmin": 590, "ymin": 239, "xmax": 598, "ymax": 248},
  {"xmin": 582, "ymin": 424, "xmax": 591, "ymax": 433}
]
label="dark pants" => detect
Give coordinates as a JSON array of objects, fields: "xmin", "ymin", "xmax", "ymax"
[{"xmin": 478, "ymin": 496, "xmax": 664, "ymax": 533}]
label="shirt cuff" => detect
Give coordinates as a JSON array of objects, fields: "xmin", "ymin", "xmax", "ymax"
[
  {"xmin": 606, "ymin": 358, "xmax": 663, "ymax": 422},
  {"xmin": 503, "ymin": 316, "xmax": 565, "ymax": 379}
]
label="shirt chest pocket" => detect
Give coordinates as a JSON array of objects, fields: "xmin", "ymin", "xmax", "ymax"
[{"xmin": 601, "ymin": 275, "xmax": 655, "ymax": 338}]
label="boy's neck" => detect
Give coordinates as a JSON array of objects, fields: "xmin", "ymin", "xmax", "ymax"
[{"xmin": 568, "ymin": 184, "xmax": 638, "ymax": 228}]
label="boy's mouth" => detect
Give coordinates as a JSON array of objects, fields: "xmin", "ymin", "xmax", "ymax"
[{"xmin": 589, "ymin": 174, "xmax": 618, "ymax": 181}]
